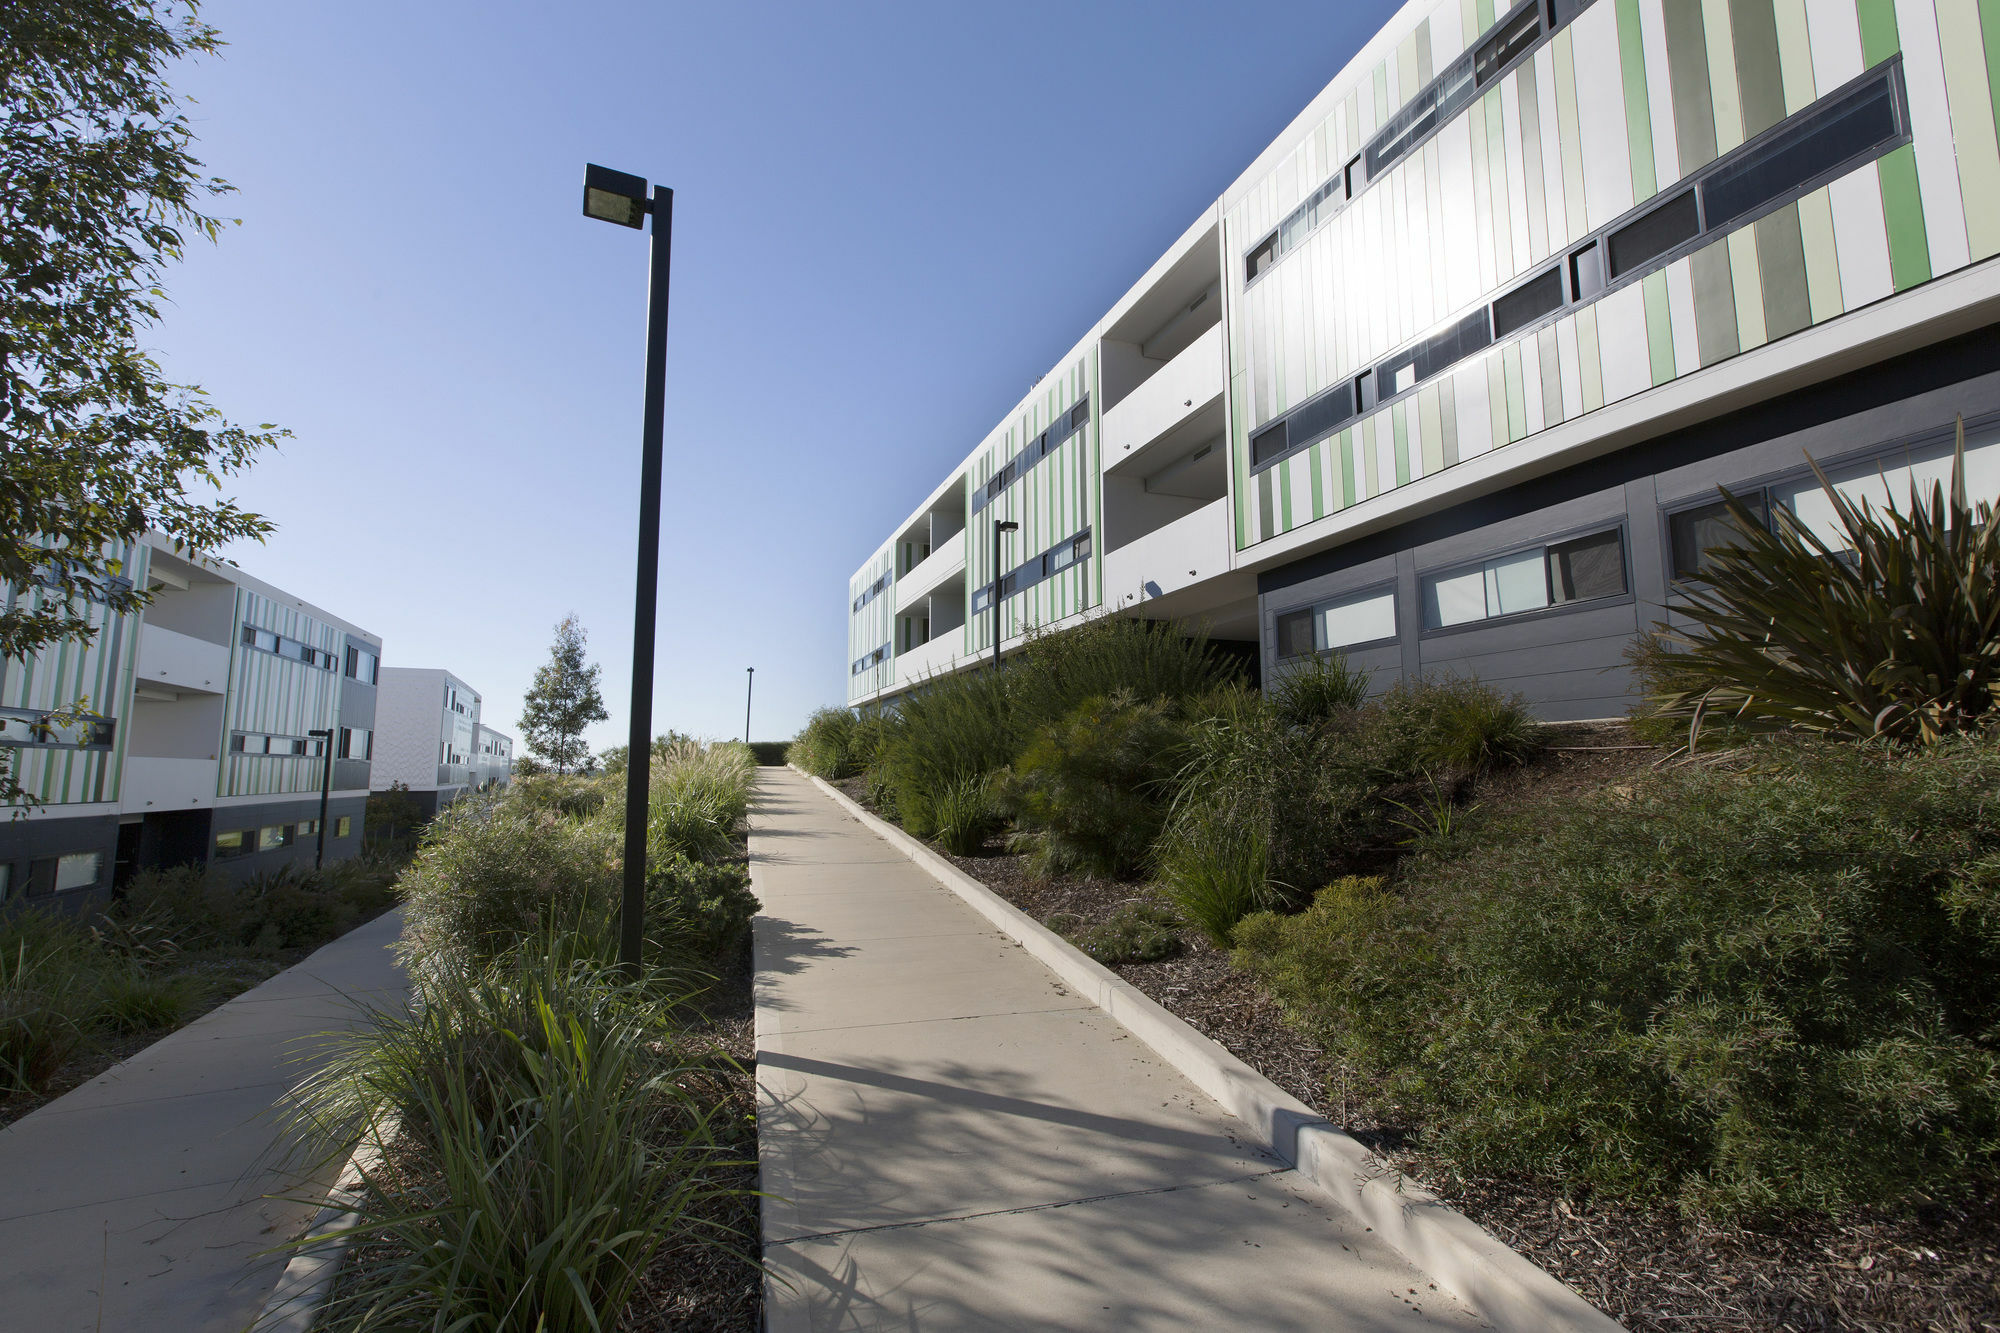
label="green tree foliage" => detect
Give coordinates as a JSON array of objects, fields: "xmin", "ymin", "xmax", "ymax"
[
  {"xmin": 1645, "ymin": 420, "xmax": 2000, "ymax": 746},
  {"xmin": 519, "ymin": 615, "xmax": 609, "ymax": 776},
  {"xmin": 1, "ymin": 0, "xmax": 286, "ymax": 806}
]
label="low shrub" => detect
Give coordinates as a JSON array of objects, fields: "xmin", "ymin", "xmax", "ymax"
[
  {"xmin": 748, "ymin": 740, "xmax": 790, "ymax": 766},
  {"xmin": 95, "ymin": 969, "xmax": 203, "ymax": 1035},
  {"xmin": 1357, "ymin": 676, "xmax": 1537, "ymax": 779},
  {"xmin": 1003, "ymin": 616, "xmax": 1243, "ymax": 728},
  {"xmin": 119, "ymin": 857, "xmax": 399, "ymax": 955},
  {"xmin": 1046, "ymin": 902, "xmax": 1183, "ymax": 965},
  {"xmin": 1235, "ymin": 735, "xmax": 2000, "ymax": 1218},
  {"xmin": 929, "ymin": 773, "xmax": 997, "ymax": 856},
  {"xmin": 870, "ymin": 669, "xmax": 1016, "ymax": 839},
  {"xmin": 0, "ymin": 916, "xmax": 97, "ymax": 1093},
  {"xmin": 647, "ymin": 742, "xmax": 755, "ymax": 863},
  {"xmin": 1269, "ymin": 652, "xmax": 1370, "ymax": 728},
  {"xmin": 286, "ymin": 949, "xmax": 747, "ymax": 1331},
  {"xmin": 791, "ymin": 707, "xmax": 876, "ymax": 779},
  {"xmin": 509, "ymin": 774, "xmax": 610, "ymax": 819},
  {"xmin": 1152, "ymin": 798, "xmax": 1273, "ymax": 947},
  {"xmin": 996, "ymin": 693, "xmax": 1181, "ymax": 877},
  {"xmin": 645, "ymin": 854, "xmax": 759, "ymax": 963}
]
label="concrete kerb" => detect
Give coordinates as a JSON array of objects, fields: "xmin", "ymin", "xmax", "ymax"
[
  {"xmin": 792, "ymin": 766, "xmax": 1619, "ymax": 1333},
  {"xmin": 251, "ymin": 1119, "xmax": 397, "ymax": 1332}
]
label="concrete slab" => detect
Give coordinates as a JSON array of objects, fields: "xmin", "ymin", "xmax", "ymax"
[
  {"xmin": 0, "ymin": 907, "xmax": 407, "ymax": 1332},
  {"xmin": 750, "ymin": 769, "xmax": 1484, "ymax": 1332}
]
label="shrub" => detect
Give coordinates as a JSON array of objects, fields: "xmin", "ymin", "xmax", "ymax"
[
  {"xmin": 95, "ymin": 969, "xmax": 203, "ymax": 1034},
  {"xmin": 1269, "ymin": 652, "xmax": 1370, "ymax": 728},
  {"xmin": 509, "ymin": 774, "xmax": 609, "ymax": 819},
  {"xmin": 996, "ymin": 693, "xmax": 1181, "ymax": 877},
  {"xmin": 748, "ymin": 740, "xmax": 790, "ymax": 766},
  {"xmin": 1003, "ymin": 616, "xmax": 1243, "ymax": 729},
  {"xmin": 0, "ymin": 915, "xmax": 98, "ymax": 1093},
  {"xmin": 870, "ymin": 669, "xmax": 1017, "ymax": 839},
  {"xmin": 119, "ymin": 858, "xmax": 398, "ymax": 955},
  {"xmin": 647, "ymin": 742, "xmax": 755, "ymax": 863},
  {"xmin": 929, "ymin": 773, "xmax": 998, "ymax": 856},
  {"xmin": 791, "ymin": 707, "xmax": 875, "ymax": 779},
  {"xmin": 1358, "ymin": 676, "xmax": 1537, "ymax": 779},
  {"xmin": 396, "ymin": 800, "xmax": 621, "ymax": 975},
  {"xmin": 1644, "ymin": 422, "xmax": 2000, "ymax": 746},
  {"xmin": 1235, "ymin": 735, "xmax": 2000, "ymax": 1218},
  {"xmin": 1152, "ymin": 798, "xmax": 1273, "ymax": 947},
  {"xmin": 1046, "ymin": 902, "xmax": 1183, "ymax": 965},
  {"xmin": 286, "ymin": 950, "xmax": 747, "ymax": 1331},
  {"xmin": 645, "ymin": 854, "xmax": 759, "ymax": 962}
]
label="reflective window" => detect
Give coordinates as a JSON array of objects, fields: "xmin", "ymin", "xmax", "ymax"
[
  {"xmin": 1772, "ymin": 430, "xmax": 2000, "ymax": 549},
  {"xmin": 1321, "ymin": 589, "xmax": 1398, "ymax": 649},
  {"xmin": 1276, "ymin": 609, "xmax": 1316, "ymax": 659},
  {"xmin": 1424, "ymin": 529, "xmax": 1627, "ymax": 629},
  {"xmin": 216, "ymin": 830, "xmax": 249, "ymax": 858},
  {"xmin": 55, "ymin": 852, "xmax": 100, "ymax": 892},
  {"xmin": 258, "ymin": 825, "xmax": 292, "ymax": 851}
]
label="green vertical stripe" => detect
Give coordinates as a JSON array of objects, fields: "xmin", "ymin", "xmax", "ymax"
[
  {"xmin": 1773, "ymin": 0, "xmax": 1816, "ymax": 114},
  {"xmin": 1308, "ymin": 438, "xmax": 1325, "ymax": 520},
  {"xmin": 1538, "ymin": 327, "xmax": 1563, "ymax": 423},
  {"xmin": 1363, "ymin": 419, "xmax": 1382, "ymax": 496},
  {"xmin": 1576, "ymin": 305, "xmax": 1605, "ymax": 411},
  {"xmin": 1617, "ymin": 0, "xmax": 1658, "ymax": 201},
  {"xmin": 1797, "ymin": 188, "xmax": 1845, "ymax": 323},
  {"xmin": 1728, "ymin": 227, "xmax": 1768, "ymax": 349},
  {"xmin": 1703, "ymin": 0, "xmax": 1745, "ymax": 153},
  {"xmin": 1643, "ymin": 271, "xmax": 1676, "ymax": 385},
  {"xmin": 1419, "ymin": 386, "xmax": 1445, "ymax": 474},
  {"xmin": 1858, "ymin": 0, "xmax": 1901, "ymax": 66},
  {"xmin": 1440, "ymin": 378, "xmax": 1460, "ymax": 466},
  {"xmin": 1554, "ymin": 32, "xmax": 1590, "ymax": 242},
  {"xmin": 1278, "ymin": 454, "xmax": 1294, "ymax": 531},
  {"xmin": 1941, "ymin": 0, "xmax": 2000, "ymax": 261},
  {"xmin": 1502, "ymin": 346, "xmax": 1526, "ymax": 442},
  {"xmin": 1393, "ymin": 403, "xmax": 1412, "ymax": 486},
  {"xmin": 1756, "ymin": 202, "xmax": 1812, "ymax": 340},
  {"xmin": 1879, "ymin": 144, "xmax": 1933, "ymax": 289},
  {"xmin": 1339, "ymin": 429, "xmax": 1357, "ymax": 507},
  {"xmin": 1729, "ymin": 0, "xmax": 1786, "ymax": 139}
]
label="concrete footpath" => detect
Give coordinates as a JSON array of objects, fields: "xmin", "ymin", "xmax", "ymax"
[
  {"xmin": 751, "ymin": 769, "xmax": 1485, "ymax": 1331},
  {"xmin": 0, "ymin": 907, "xmax": 407, "ymax": 1332}
]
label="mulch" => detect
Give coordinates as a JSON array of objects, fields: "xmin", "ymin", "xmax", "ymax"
[{"xmin": 835, "ymin": 739, "xmax": 2000, "ymax": 1333}]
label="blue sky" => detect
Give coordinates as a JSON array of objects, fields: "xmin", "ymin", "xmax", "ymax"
[{"xmin": 154, "ymin": 0, "xmax": 1396, "ymax": 752}]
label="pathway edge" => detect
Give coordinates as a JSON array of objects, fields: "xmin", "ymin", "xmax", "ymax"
[
  {"xmin": 795, "ymin": 767, "xmax": 1618, "ymax": 1333},
  {"xmin": 251, "ymin": 1118, "xmax": 396, "ymax": 1332}
]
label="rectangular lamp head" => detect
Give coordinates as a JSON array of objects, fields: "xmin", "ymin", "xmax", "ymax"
[{"xmin": 583, "ymin": 163, "xmax": 649, "ymax": 228}]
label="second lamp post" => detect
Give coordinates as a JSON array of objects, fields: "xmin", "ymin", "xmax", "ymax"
[{"xmin": 991, "ymin": 519, "xmax": 1017, "ymax": 672}]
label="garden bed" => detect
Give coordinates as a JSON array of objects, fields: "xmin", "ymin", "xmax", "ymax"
[{"xmin": 832, "ymin": 729, "xmax": 2000, "ymax": 1333}]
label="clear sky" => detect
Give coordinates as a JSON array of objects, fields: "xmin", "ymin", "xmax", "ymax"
[{"xmin": 152, "ymin": 0, "xmax": 1397, "ymax": 754}]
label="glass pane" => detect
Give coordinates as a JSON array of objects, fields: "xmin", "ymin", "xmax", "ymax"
[
  {"xmin": 1670, "ymin": 499, "xmax": 1764, "ymax": 578},
  {"xmin": 1486, "ymin": 549, "xmax": 1549, "ymax": 616},
  {"xmin": 55, "ymin": 853, "xmax": 100, "ymax": 891},
  {"xmin": 259, "ymin": 825, "xmax": 289, "ymax": 851},
  {"xmin": 1427, "ymin": 568, "xmax": 1488, "ymax": 627},
  {"xmin": 1276, "ymin": 609, "xmax": 1316, "ymax": 658},
  {"xmin": 1322, "ymin": 591, "xmax": 1397, "ymax": 648},
  {"xmin": 1777, "ymin": 457, "xmax": 1903, "ymax": 549},
  {"xmin": 1549, "ymin": 529, "xmax": 1626, "ymax": 603}
]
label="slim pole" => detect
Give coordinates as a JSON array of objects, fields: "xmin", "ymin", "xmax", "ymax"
[
  {"xmin": 990, "ymin": 519, "xmax": 1015, "ymax": 673},
  {"xmin": 620, "ymin": 185, "xmax": 673, "ymax": 974},
  {"xmin": 312, "ymin": 729, "xmax": 333, "ymax": 870},
  {"xmin": 743, "ymin": 667, "xmax": 754, "ymax": 744}
]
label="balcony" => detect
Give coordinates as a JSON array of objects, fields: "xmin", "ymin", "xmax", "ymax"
[
  {"xmin": 893, "ymin": 632, "xmax": 966, "ymax": 688},
  {"xmin": 135, "ymin": 624, "xmax": 230, "ymax": 697},
  {"xmin": 1102, "ymin": 323, "xmax": 1223, "ymax": 465},
  {"xmin": 895, "ymin": 528, "xmax": 966, "ymax": 614},
  {"xmin": 1101, "ymin": 497, "xmax": 1234, "ymax": 607},
  {"xmin": 119, "ymin": 756, "xmax": 219, "ymax": 813}
]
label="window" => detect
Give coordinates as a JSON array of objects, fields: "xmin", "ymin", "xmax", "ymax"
[
  {"xmin": 339, "ymin": 727, "xmax": 373, "ymax": 761},
  {"xmin": 55, "ymin": 852, "xmax": 100, "ymax": 892},
  {"xmin": 1321, "ymin": 589, "xmax": 1398, "ymax": 649},
  {"xmin": 1474, "ymin": 1, "xmax": 1541, "ymax": 87},
  {"xmin": 1770, "ymin": 429, "xmax": 2000, "ymax": 550},
  {"xmin": 1491, "ymin": 267, "xmax": 1565, "ymax": 338},
  {"xmin": 1276, "ymin": 608, "xmax": 1316, "ymax": 659},
  {"xmin": 1606, "ymin": 190, "xmax": 1699, "ymax": 279},
  {"xmin": 1570, "ymin": 241, "xmax": 1606, "ymax": 302},
  {"xmin": 1548, "ymin": 529, "xmax": 1626, "ymax": 604},
  {"xmin": 0, "ymin": 708, "xmax": 114, "ymax": 750},
  {"xmin": 215, "ymin": 829, "xmax": 249, "ymax": 858},
  {"xmin": 240, "ymin": 624, "xmax": 335, "ymax": 670},
  {"xmin": 1669, "ymin": 494, "xmax": 1769, "ymax": 579},
  {"xmin": 1424, "ymin": 528, "xmax": 1627, "ymax": 628},
  {"xmin": 345, "ymin": 646, "xmax": 379, "ymax": 684},
  {"xmin": 298, "ymin": 819, "xmax": 319, "ymax": 837},
  {"xmin": 1702, "ymin": 66, "xmax": 1903, "ymax": 234},
  {"xmin": 968, "ymin": 396, "xmax": 1092, "ymax": 515},
  {"xmin": 336, "ymin": 816, "xmax": 352, "ymax": 838},
  {"xmin": 259, "ymin": 825, "xmax": 293, "ymax": 851}
]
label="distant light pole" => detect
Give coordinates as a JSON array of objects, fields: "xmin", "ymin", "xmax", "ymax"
[
  {"xmin": 743, "ymin": 667, "xmax": 755, "ymax": 744},
  {"xmin": 582, "ymin": 162, "xmax": 674, "ymax": 973},
  {"xmin": 992, "ymin": 519, "xmax": 1018, "ymax": 673},
  {"xmin": 307, "ymin": 728, "xmax": 334, "ymax": 870}
]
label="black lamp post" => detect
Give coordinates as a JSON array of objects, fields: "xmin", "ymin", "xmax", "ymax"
[
  {"xmin": 307, "ymin": 728, "xmax": 333, "ymax": 870},
  {"xmin": 743, "ymin": 667, "xmax": 754, "ymax": 745},
  {"xmin": 582, "ymin": 162, "xmax": 674, "ymax": 973},
  {"xmin": 992, "ymin": 519, "xmax": 1018, "ymax": 673}
]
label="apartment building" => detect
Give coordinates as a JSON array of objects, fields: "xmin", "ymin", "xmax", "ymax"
[
  {"xmin": 0, "ymin": 535, "xmax": 383, "ymax": 907},
  {"xmin": 849, "ymin": 0, "xmax": 2000, "ymax": 719},
  {"xmin": 472, "ymin": 724, "xmax": 514, "ymax": 792},
  {"xmin": 370, "ymin": 668, "xmax": 485, "ymax": 816}
]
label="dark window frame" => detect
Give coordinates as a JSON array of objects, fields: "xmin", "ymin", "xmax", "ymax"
[
  {"xmin": 1271, "ymin": 578, "xmax": 1402, "ymax": 660},
  {"xmin": 1417, "ymin": 521, "xmax": 1632, "ymax": 637}
]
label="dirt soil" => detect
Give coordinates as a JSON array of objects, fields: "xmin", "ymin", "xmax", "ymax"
[{"xmin": 835, "ymin": 727, "xmax": 2000, "ymax": 1333}]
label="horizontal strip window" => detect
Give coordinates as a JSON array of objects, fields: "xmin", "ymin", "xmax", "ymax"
[
  {"xmin": 29, "ymin": 559, "xmax": 135, "ymax": 605},
  {"xmin": 1250, "ymin": 0, "xmax": 1585, "ymax": 291},
  {"xmin": 215, "ymin": 822, "xmax": 318, "ymax": 859},
  {"xmin": 851, "ymin": 643, "xmax": 890, "ymax": 677},
  {"xmin": 851, "ymin": 571, "xmax": 892, "ymax": 613},
  {"xmin": 241, "ymin": 623, "xmax": 339, "ymax": 671},
  {"xmin": 1423, "ymin": 526, "xmax": 1626, "ymax": 630},
  {"xmin": 0, "ymin": 706, "xmax": 114, "ymax": 750},
  {"xmin": 971, "ymin": 528, "xmax": 1092, "ymax": 615},
  {"xmin": 970, "ymin": 396, "xmax": 1092, "ymax": 517},
  {"xmin": 1249, "ymin": 58, "xmax": 1908, "ymax": 477},
  {"xmin": 1669, "ymin": 426, "xmax": 2000, "ymax": 579},
  {"xmin": 1276, "ymin": 585, "xmax": 1399, "ymax": 660},
  {"xmin": 345, "ymin": 645, "xmax": 378, "ymax": 684},
  {"xmin": 13, "ymin": 852, "xmax": 102, "ymax": 895},
  {"xmin": 230, "ymin": 731, "xmax": 327, "ymax": 757}
]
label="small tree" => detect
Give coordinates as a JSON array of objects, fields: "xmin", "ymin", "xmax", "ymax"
[
  {"xmin": 519, "ymin": 615, "xmax": 609, "ymax": 776},
  {"xmin": 1, "ymin": 1, "xmax": 287, "ymax": 808}
]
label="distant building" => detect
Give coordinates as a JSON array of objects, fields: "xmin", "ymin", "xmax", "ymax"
[
  {"xmin": 472, "ymin": 724, "xmax": 513, "ymax": 792},
  {"xmin": 370, "ymin": 668, "xmax": 485, "ymax": 816},
  {"xmin": 1, "ymin": 535, "xmax": 382, "ymax": 907}
]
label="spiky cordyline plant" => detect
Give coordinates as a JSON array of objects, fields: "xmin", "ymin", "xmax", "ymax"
[{"xmin": 1648, "ymin": 418, "xmax": 2000, "ymax": 746}]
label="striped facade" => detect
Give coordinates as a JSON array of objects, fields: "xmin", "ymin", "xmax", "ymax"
[
  {"xmin": 221, "ymin": 589, "xmax": 348, "ymax": 798},
  {"xmin": 846, "ymin": 0, "xmax": 2000, "ymax": 716}
]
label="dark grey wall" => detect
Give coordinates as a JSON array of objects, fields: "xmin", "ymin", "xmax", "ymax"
[
  {"xmin": 0, "ymin": 814, "xmax": 120, "ymax": 913},
  {"xmin": 1258, "ymin": 322, "xmax": 2000, "ymax": 720}
]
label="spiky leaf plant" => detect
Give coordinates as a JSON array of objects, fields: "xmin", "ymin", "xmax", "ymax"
[{"xmin": 1648, "ymin": 419, "xmax": 2000, "ymax": 746}]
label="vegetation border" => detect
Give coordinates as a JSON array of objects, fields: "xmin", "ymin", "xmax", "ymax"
[
  {"xmin": 797, "ymin": 765, "xmax": 1619, "ymax": 1333},
  {"xmin": 252, "ymin": 1117, "xmax": 397, "ymax": 1331}
]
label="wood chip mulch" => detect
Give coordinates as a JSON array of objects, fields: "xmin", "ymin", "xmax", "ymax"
[{"xmin": 836, "ymin": 757, "xmax": 2000, "ymax": 1332}]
